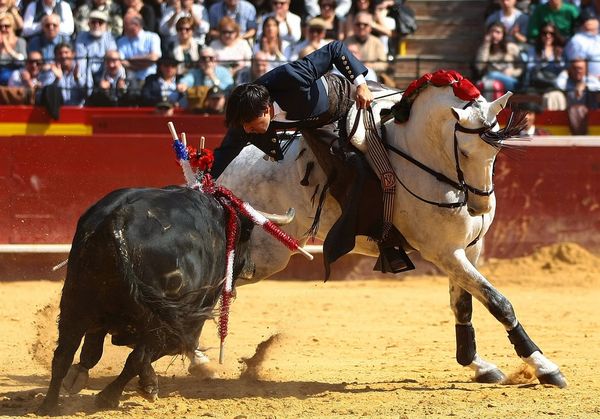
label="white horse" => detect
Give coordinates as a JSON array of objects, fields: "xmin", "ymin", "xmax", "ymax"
[{"xmin": 217, "ymin": 77, "xmax": 567, "ymax": 387}]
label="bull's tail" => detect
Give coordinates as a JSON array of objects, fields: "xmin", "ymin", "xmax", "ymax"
[{"xmin": 110, "ymin": 209, "xmax": 198, "ymax": 352}]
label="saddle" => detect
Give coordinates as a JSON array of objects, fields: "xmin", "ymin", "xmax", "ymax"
[{"xmin": 301, "ymin": 84, "xmax": 415, "ymax": 278}]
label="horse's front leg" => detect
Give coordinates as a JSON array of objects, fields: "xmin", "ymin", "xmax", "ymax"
[
  {"xmin": 441, "ymin": 249, "xmax": 567, "ymax": 388},
  {"xmin": 450, "ymin": 282, "xmax": 506, "ymax": 383}
]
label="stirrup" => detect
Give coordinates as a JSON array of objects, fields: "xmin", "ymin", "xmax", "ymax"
[{"xmin": 373, "ymin": 245, "xmax": 415, "ymax": 274}]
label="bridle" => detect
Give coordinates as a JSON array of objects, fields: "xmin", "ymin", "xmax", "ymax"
[{"xmin": 373, "ymin": 101, "xmax": 499, "ymax": 209}]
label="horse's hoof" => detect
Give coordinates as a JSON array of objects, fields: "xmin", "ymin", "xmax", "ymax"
[
  {"xmin": 95, "ymin": 391, "xmax": 120, "ymax": 409},
  {"xmin": 137, "ymin": 385, "xmax": 159, "ymax": 402},
  {"xmin": 62, "ymin": 364, "xmax": 89, "ymax": 394},
  {"xmin": 475, "ymin": 368, "xmax": 506, "ymax": 384},
  {"xmin": 538, "ymin": 370, "xmax": 568, "ymax": 388}
]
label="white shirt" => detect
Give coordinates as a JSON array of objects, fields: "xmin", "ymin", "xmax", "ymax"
[{"xmin": 22, "ymin": 0, "xmax": 74, "ymax": 37}]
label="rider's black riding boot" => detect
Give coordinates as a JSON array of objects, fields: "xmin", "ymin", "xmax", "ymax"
[{"xmin": 325, "ymin": 147, "xmax": 413, "ymax": 275}]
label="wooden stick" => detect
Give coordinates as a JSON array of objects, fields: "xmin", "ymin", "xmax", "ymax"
[
  {"xmin": 297, "ymin": 247, "xmax": 314, "ymax": 261},
  {"xmin": 167, "ymin": 121, "xmax": 178, "ymax": 141},
  {"xmin": 181, "ymin": 132, "xmax": 187, "ymax": 147},
  {"xmin": 200, "ymin": 136, "xmax": 205, "ymax": 150}
]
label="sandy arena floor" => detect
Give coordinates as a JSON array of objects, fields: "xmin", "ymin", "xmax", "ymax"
[{"xmin": 0, "ymin": 243, "xmax": 599, "ymax": 418}]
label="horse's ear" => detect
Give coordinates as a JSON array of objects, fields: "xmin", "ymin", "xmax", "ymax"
[
  {"xmin": 489, "ymin": 92, "xmax": 513, "ymax": 116},
  {"xmin": 451, "ymin": 107, "xmax": 469, "ymax": 123}
]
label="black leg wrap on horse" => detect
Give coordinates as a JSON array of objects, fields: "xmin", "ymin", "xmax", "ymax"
[
  {"xmin": 455, "ymin": 324, "xmax": 476, "ymax": 366},
  {"xmin": 508, "ymin": 323, "xmax": 541, "ymax": 358}
]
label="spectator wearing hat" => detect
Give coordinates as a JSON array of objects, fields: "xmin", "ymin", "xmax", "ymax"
[
  {"xmin": 343, "ymin": 11, "xmax": 387, "ymax": 72},
  {"xmin": 117, "ymin": 11, "xmax": 162, "ymax": 86},
  {"xmin": 527, "ymin": 0, "xmax": 579, "ymax": 41},
  {"xmin": 140, "ymin": 53, "xmax": 187, "ymax": 108},
  {"xmin": 517, "ymin": 102, "xmax": 550, "ymax": 135},
  {"xmin": 208, "ymin": 0, "xmax": 257, "ymax": 41},
  {"xmin": 179, "ymin": 46, "xmax": 234, "ymax": 90},
  {"xmin": 287, "ymin": 16, "xmax": 330, "ymax": 60},
  {"xmin": 256, "ymin": 0, "xmax": 302, "ymax": 44},
  {"xmin": 564, "ymin": 10, "xmax": 600, "ymax": 79},
  {"xmin": 74, "ymin": 0, "xmax": 123, "ymax": 38},
  {"xmin": 75, "ymin": 10, "xmax": 117, "ymax": 87},
  {"xmin": 27, "ymin": 14, "xmax": 72, "ymax": 62},
  {"xmin": 198, "ymin": 85, "xmax": 227, "ymax": 114}
]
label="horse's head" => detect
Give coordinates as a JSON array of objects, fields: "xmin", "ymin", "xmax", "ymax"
[{"xmin": 450, "ymin": 92, "xmax": 512, "ymax": 216}]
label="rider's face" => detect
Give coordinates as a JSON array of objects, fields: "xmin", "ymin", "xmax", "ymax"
[{"xmin": 242, "ymin": 110, "xmax": 271, "ymax": 134}]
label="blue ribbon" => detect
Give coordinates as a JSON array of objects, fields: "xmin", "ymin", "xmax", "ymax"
[{"xmin": 172, "ymin": 139, "xmax": 189, "ymax": 160}]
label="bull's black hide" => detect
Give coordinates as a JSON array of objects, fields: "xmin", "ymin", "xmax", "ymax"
[{"xmin": 38, "ymin": 186, "xmax": 253, "ymax": 414}]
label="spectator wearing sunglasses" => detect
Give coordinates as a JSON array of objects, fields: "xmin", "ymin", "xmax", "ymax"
[
  {"xmin": 256, "ymin": 0, "xmax": 301, "ymax": 44},
  {"xmin": 208, "ymin": 0, "xmax": 257, "ymax": 41},
  {"xmin": 0, "ymin": 12, "xmax": 26, "ymax": 75},
  {"xmin": 209, "ymin": 16, "xmax": 252, "ymax": 75},
  {"xmin": 527, "ymin": 0, "xmax": 579, "ymax": 41},
  {"xmin": 159, "ymin": 0, "xmax": 209, "ymax": 45},
  {"xmin": 22, "ymin": 0, "xmax": 75, "ymax": 38},
  {"xmin": 343, "ymin": 11, "xmax": 387, "ymax": 72},
  {"xmin": 8, "ymin": 50, "xmax": 44, "ymax": 89},
  {"xmin": 287, "ymin": 16, "xmax": 330, "ymax": 60},
  {"xmin": 27, "ymin": 14, "xmax": 72, "ymax": 62},
  {"xmin": 179, "ymin": 46, "xmax": 234, "ymax": 91},
  {"xmin": 167, "ymin": 16, "xmax": 202, "ymax": 75},
  {"xmin": 74, "ymin": 0, "xmax": 123, "ymax": 38}
]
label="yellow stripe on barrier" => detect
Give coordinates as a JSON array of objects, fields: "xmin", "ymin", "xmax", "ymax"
[{"xmin": 0, "ymin": 123, "xmax": 92, "ymax": 136}]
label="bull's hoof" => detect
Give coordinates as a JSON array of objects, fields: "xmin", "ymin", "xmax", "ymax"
[
  {"xmin": 62, "ymin": 364, "xmax": 89, "ymax": 394},
  {"xmin": 475, "ymin": 368, "xmax": 506, "ymax": 384},
  {"xmin": 95, "ymin": 390, "xmax": 120, "ymax": 409},
  {"xmin": 137, "ymin": 385, "xmax": 159, "ymax": 402},
  {"xmin": 538, "ymin": 370, "xmax": 568, "ymax": 388}
]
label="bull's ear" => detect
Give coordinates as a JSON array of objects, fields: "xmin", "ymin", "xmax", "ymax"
[{"xmin": 451, "ymin": 107, "xmax": 469, "ymax": 123}]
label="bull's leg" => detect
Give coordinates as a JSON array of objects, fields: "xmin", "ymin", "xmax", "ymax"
[
  {"xmin": 439, "ymin": 249, "xmax": 567, "ymax": 388},
  {"xmin": 63, "ymin": 329, "xmax": 107, "ymax": 394},
  {"xmin": 37, "ymin": 316, "xmax": 88, "ymax": 415},
  {"xmin": 96, "ymin": 344, "xmax": 147, "ymax": 409},
  {"xmin": 450, "ymin": 283, "xmax": 506, "ymax": 383},
  {"xmin": 137, "ymin": 352, "xmax": 160, "ymax": 402}
]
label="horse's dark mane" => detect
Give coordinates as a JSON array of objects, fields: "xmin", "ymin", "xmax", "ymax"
[{"xmin": 481, "ymin": 110, "xmax": 528, "ymax": 149}]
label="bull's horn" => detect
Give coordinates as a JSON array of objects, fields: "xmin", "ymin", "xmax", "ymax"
[
  {"xmin": 489, "ymin": 92, "xmax": 513, "ymax": 117},
  {"xmin": 258, "ymin": 208, "xmax": 295, "ymax": 225}
]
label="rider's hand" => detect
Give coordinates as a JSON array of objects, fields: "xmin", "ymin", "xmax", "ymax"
[{"xmin": 355, "ymin": 83, "xmax": 373, "ymax": 109}]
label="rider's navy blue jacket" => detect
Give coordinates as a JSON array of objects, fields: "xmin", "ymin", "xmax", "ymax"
[{"xmin": 212, "ymin": 40, "xmax": 368, "ymax": 178}]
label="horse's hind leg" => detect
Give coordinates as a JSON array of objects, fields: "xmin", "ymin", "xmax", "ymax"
[
  {"xmin": 450, "ymin": 283, "xmax": 506, "ymax": 383},
  {"xmin": 442, "ymin": 249, "xmax": 567, "ymax": 388},
  {"xmin": 63, "ymin": 329, "xmax": 107, "ymax": 394}
]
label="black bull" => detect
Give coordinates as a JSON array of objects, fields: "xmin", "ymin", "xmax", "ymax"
[{"xmin": 38, "ymin": 186, "xmax": 255, "ymax": 414}]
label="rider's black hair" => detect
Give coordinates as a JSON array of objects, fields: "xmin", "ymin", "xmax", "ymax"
[{"xmin": 225, "ymin": 83, "xmax": 271, "ymax": 129}]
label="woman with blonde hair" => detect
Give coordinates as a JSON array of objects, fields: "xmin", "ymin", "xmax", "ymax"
[
  {"xmin": 209, "ymin": 16, "xmax": 252, "ymax": 75},
  {"xmin": 0, "ymin": 12, "xmax": 26, "ymax": 84},
  {"xmin": 0, "ymin": 0, "xmax": 22, "ymax": 32},
  {"xmin": 253, "ymin": 16, "xmax": 289, "ymax": 67}
]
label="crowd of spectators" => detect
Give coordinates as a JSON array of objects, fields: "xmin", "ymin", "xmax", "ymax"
[
  {"xmin": 0, "ymin": 0, "xmax": 413, "ymax": 114},
  {"xmin": 476, "ymin": 0, "xmax": 600, "ymax": 133}
]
